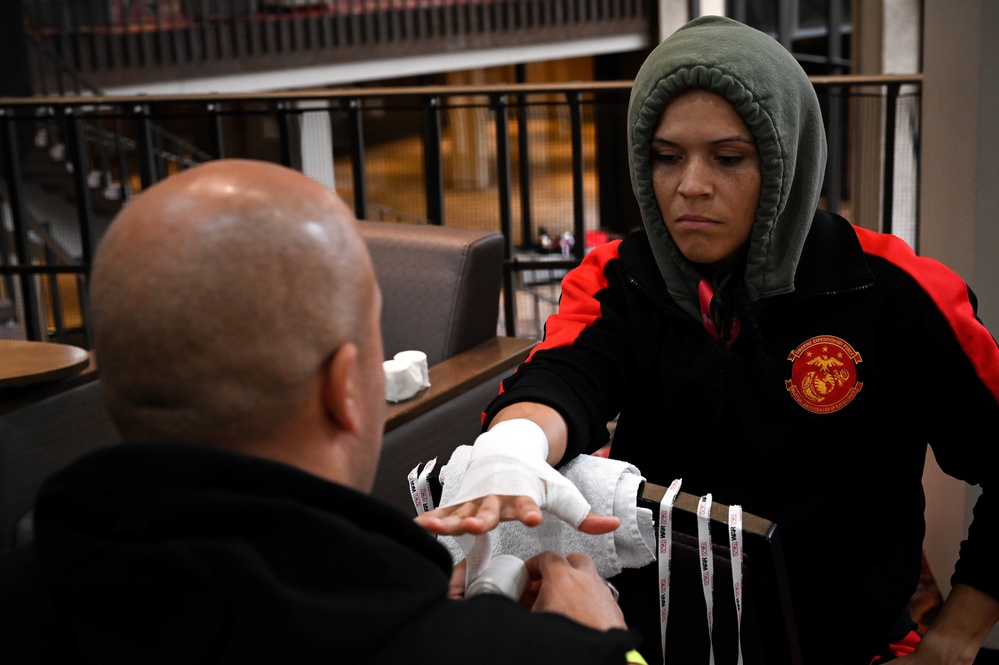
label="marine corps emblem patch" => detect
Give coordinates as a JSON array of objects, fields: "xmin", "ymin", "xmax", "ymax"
[{"xmin": 785, "ymin": 335, "xmax": 863, "ymax": 414}]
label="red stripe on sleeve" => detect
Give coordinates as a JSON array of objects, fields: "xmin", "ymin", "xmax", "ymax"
[
  {"xmin": 527, "ymin": 239, "xmax": 622, "ymax": 361},
  {"xmin": 854, "ymin": 226, "xmax": 999, "ymax": 401}
]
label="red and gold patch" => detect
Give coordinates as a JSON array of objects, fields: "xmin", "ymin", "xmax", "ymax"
[{"xmin": 785, "ymin": 335, "xmax": 863, "ymax": 414}]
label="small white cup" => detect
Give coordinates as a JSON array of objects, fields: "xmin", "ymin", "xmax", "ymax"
[
  {"xmin": 383, "ymin": 358, "xmax": 423, "ymax": 402},
  {"xmin": 393, "ymin": 350, "xmax": 430, "ymax": 389}
]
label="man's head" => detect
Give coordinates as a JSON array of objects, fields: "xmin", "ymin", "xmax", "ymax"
[{"xmin": 89, "ymin": 159, "xmax": 385, "ymax": 490}]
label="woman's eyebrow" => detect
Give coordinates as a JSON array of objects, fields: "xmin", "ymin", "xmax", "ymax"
[{"xmin": 651, "ymin": 134, "xmax": 756, "ymax": 146}]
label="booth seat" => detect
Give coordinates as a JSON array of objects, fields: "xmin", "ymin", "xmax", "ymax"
[{"xmin": 0, "ymin": 221, "xmax": 534, "ymax": 552}]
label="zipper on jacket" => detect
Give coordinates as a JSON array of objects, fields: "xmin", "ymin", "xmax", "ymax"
[
  {"xmin": 759, "ymin": 281, "xmax": 874, "ymax": 321},
  {"xmin": 625, "ymin": 273, "xmax": 715, "ymax": 340}
]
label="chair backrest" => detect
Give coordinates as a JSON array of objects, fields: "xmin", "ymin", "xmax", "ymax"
[
  {"xmin": 638, "ymin": 483, "xmax": 803, "ymax": 665},
  {"xmin": 0, "ymin": 374, "xmax": 117, "ymax": 553},
  {"xmin": 358, "ymin": 221, "xmax": 504, "ymax": 367}
]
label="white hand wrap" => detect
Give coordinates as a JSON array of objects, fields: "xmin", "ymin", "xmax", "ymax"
[{"xmin": 443, "ymin": 419, "xmax": 593, "ymax": 527}]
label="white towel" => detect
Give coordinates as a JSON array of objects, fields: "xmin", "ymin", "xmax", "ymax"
[{"xmin": 437, "ymin": 445, "xmax": 656, "ymax": 579}]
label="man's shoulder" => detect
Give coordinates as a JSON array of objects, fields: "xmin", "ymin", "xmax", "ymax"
[{"xmin": 0, "ymin": 543, "xmax": 64, "ymax": 660}]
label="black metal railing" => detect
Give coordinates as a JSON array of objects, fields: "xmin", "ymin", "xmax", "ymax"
[
  {"xmin": 1, "ymin": 75, "xmax": 922, "ymax": 345},
  {"xmin": 23, "ymin": 0, "xmax": 654, "ymax": 93}
]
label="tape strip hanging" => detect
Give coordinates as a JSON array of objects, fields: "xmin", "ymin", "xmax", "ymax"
[
  {"xmin": 728, "ymin": 504, "xmax": 744, "ymax": 665},
  {"xmin": 657, "ymin": 478, "xmax": 682, "ymax": 663},
  {"xmin": 696, "ymin": 493, "xmax": 715, "ymax": 665}
]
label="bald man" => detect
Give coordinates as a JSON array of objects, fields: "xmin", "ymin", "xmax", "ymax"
[{"xmin": 0, "ymin": 160, "xmax": 640, "ymax": 663}]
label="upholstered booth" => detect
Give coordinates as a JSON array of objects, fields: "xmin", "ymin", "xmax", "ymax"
[
  {"xmin": 0, "ymin": 221, "xmax": 534, "ymax": 552},
  {"xmin": 360, "ymin": 220, "xmax": 535, "ymax": 510}
]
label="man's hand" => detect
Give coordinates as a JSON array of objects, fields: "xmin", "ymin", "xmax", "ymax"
[
  {"xmin": 447, "ymin": 559, "xmax": 467, "ymax": 599},
  {"xmin": 521, "ymin": 551, "xmax": 626, "ymax": 631},
  {"xmin": 413, "ymin": 418, "xmax": 620, "ymax": 536}
]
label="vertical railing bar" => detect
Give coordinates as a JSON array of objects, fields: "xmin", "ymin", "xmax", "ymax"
[
  {"xmin": 912, "ymin": 90, "xmax": 923, "ymax": 252},
  {"xmin": 316, "ymin": 2, "xmax": 328, "ymax": 47},
  {"xmin": 229, "ymin": 0, "xmax": 243, "ymax": 58},
  {"xmin": 414, "ymin": 2, "xmax": 424, "ymax": 39},
  {"xmin": 427, "ymin": 3, "xmax": 439, "ymax": 38},
  {"xmin": 133, "ymin": 104, "xmax": 158, "ymax": 190},
  {"xmin": 108, "ymin": 2, "xmax": 123, "ymax": 70},
  {"xmin": 138, "ymin": 5, "xmax": 153, "ymax": 69},
  {"xmin": 777, "ymin": 0, "xmax": 794, "ymax": 50},
  {"xmin": 568, "ymin": 91, "xmax": 585, "ymax": 260},
  {"xmin": 43, "ymin": 242, "xmax": 65, "ymax": 343},
  {"xmin": 276, "ymin": 101, "xmax": 298, "ymax": 170},
  {"xmin": 726, "ymin": 0, "xmax": 744, "ymax": 22},
  {"xmin": 389, "ymin": 0, "xmax": 397, "ymax": 41},
  {"xmin": 823, "ymin": 83, "xmax": 843, "ymax": 215},
  {"xmin": 96, "ymin": 116, "xmax": 113, "ymax": 194},
  {"xmin": 345, "ymin": 2, "xmax": 356, "ymax": 45},
  {"xmin": 155, "ymin": 0, "xmax": 169, "ymax": 67},
  {"xmin": 263, "ymin": 4, "xmax": 275, "ymax": 54},
  {"xmin": 827, "ymin": 0, "xmax": 844, "ymax": 72},
  {"xmin": 422, "ymin": 95, "xmax": 445, "ymax": 225},
  {"xmin": 308, "ymin": 1, "xmax": 320, "ymax": 48},
  {"xmin": 301, "ymin": 0, "xmax": 311, "ymax": 50},
  {"xmin": 216, "ymin": 0, "xmax": 230, "ymax": 58},
  {"xmin": 375, "ymin": 0, "xmax": 386, "ymax": 43},
  {"xmin": 274, "ymin": 5, "xmax": 285, "ymax": 54},
  {"xmin": 77, "ymin": 272, "xmax": 92, "ymax": 348},
  {"xmin": 295, "ymin": 0, "xmax": 308, "ymax": 51},
  {"xmin": 881, "ymin": 82, "xmax": 899, "ymax": 235},
  {"xmin": 64, "ymin": 107, "xmax": 97, "ymax": 269},
  {"xmin": 197, "ymin": 0, "xmax": 210, "ymax": 62},
  {"xmin": 113, "ymin": 114, "xmax": 133, "ymax": 202},
  {"xmin": 70, "ymin": 3, "xmax": 85, "ymax": 79},
  {"xmin": 348, "ymin": 98, "xmax": 369, "ymax": 221},
  {"xmin": 0, "ymin": 108, "xmax": 43, "ymax": 341},
  {"xmin": 364, "ymin": 0, "xmax": 376, "ymax": 44},
  {"xmin": 400, "ymin": 0, "xmax": 412, "ymax": 40},
  {"xmin": 517, "ymin": 91, "xmax": 533, "ymax": 249},
  {"xmin": 170, "ymin": 1, "xmax": 185, "ymax": 65},
  {"xmin": 249, "ymin": 1, "xmax": 262, "ymax": 56},
  {"xmin": 153, "ymin": 122, "xmax": 168, "ymax": 183},
  {"xmin": 207, "ymin": 102, "xmax": 225, "ymax": 159},
  {"xmin": 86, "ymin": 1, "xmax": 100, "ymax": 72},
  {"xmin": 493, "ymin": 93, "xmax": 517, "ymax": 336}
]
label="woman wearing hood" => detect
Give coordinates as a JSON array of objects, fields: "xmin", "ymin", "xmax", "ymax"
[{"xmin": 417, "ymin": 15, "xmax": 999, "ymax": 664}]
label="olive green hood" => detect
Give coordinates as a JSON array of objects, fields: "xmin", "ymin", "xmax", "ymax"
[{"xmin": 627, "ymin": 15, "xmax": 827, "ymax": 317}]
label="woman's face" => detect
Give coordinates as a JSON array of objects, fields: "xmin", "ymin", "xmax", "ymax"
[{"xmin": 651, "ymin": 89, "xmax": 761, "ymax": 271}]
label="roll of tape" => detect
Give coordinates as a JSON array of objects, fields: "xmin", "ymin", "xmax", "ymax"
[
  {"xmin": 384, "ymin": 358, "xmax": 423, "ymax": 402},
  {"xmin": 394, "ymin": 350, "xmax": 430, "ymax": 388}
]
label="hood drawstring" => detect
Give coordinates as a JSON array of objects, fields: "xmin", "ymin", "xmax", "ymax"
[{"xmin": 698, "ymin": 278, "xmax": 740, "ymax": 345}]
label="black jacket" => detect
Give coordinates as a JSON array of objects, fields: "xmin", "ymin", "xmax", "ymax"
[
  {"xmin": 485, "ymin": 211, "xmax": 999, "ymax": 664},
  {"xmin": 0, "ymin": 441, "xmax": 637, "ymax": 664}
]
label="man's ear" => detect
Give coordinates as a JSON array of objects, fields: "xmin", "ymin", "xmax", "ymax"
[{"xmin": 323, "ymin": 343, "xmax": 362, "ymax": 434}]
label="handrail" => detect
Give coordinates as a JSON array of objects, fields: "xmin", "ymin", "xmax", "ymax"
[
  {"xmin": 20, "ymin": 0, "xmax": 654, "ymax": 93},
  {"xmin": 1, "ymin": 76, "xmax": 922, "ymax": 345},
  {"xmin": 0, "ymin": 74, "xmax": 925, "ymax": 107}
]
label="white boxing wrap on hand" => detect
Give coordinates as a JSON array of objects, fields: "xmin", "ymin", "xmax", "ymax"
[{"xmin": 443, "ymin": 419, "xmax": 593, "ymax": 527}]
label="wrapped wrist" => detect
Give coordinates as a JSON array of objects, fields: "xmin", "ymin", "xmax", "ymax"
[{"xmin": 476, "ymin": 418, "xmax": 549, "ymax": 462}]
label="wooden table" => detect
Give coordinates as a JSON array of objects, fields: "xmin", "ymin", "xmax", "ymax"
[{"xmin": 0, "ymin": 340, "xmax": 91, "ymax": 389}]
